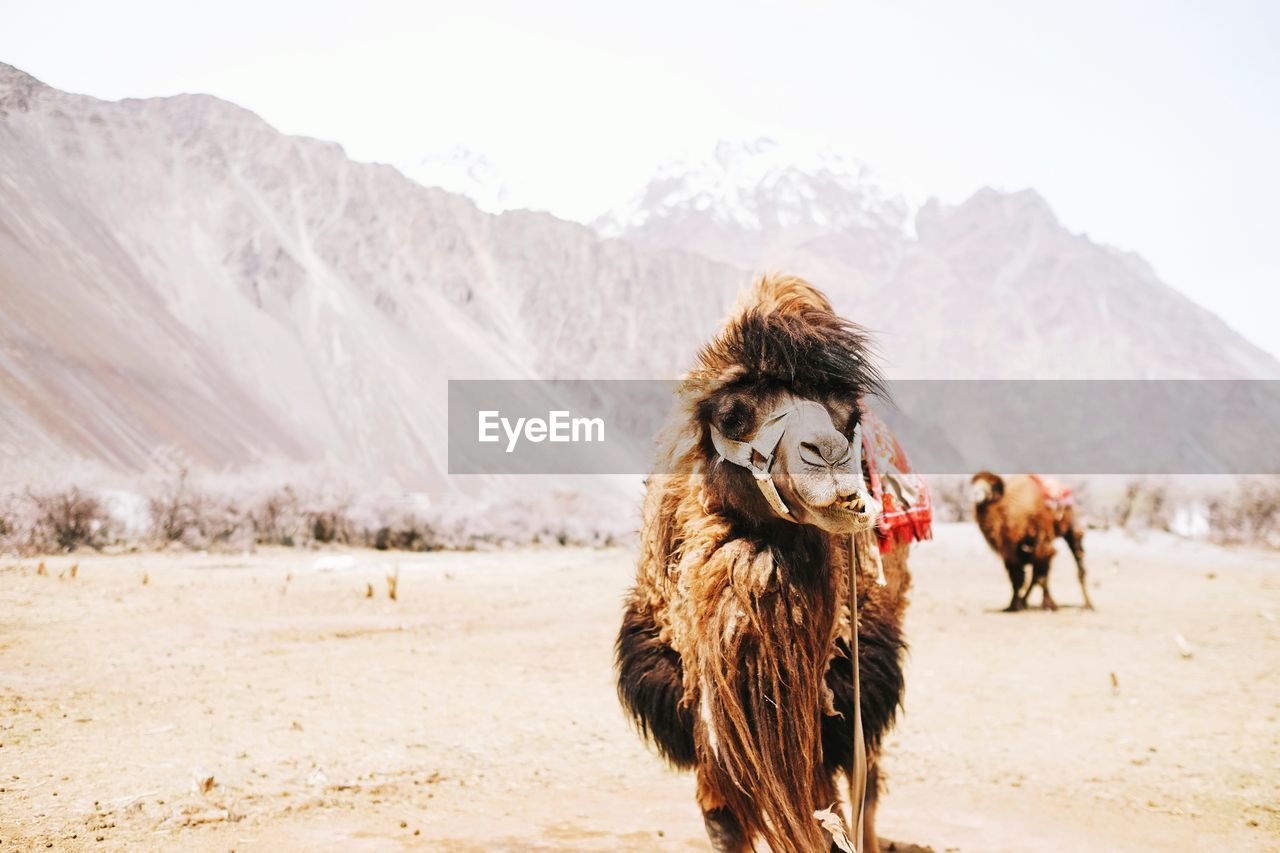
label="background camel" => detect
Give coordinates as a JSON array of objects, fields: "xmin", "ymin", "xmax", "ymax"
[
  {"xmin": 970, "ymin": 472, "xmax": 1093, "ymax": 611},
  {"xmin": 616, "ymin": 275, "xmax": 920, "ymax": 853}
]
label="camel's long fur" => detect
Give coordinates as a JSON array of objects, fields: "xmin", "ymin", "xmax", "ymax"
[{"xmin": 617, "ymin": 275, "xmax": 911, "ymax": 852}]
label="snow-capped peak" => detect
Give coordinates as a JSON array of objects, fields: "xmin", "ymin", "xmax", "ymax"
[
  {"xmin": 409, "ymin": 145, "xmax": 513, "ymax": 213},
  {"xmin": 595, "ymin": 137, "xmax": 912, "ymax": 237}
]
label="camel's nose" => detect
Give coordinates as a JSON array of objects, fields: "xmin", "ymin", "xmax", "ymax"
[{"xmin": 798, "ymin": 431, "xmax": 851, "ymax": 467}]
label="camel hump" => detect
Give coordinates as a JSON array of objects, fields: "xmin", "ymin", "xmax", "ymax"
[{"xmin": 739, "ymin": 273, "xmax": 834, "ymax": 317}]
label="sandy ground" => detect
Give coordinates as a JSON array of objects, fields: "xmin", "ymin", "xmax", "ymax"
[{"xmin": 1, "ymin": 523, "xmax": 1278, "ymax": 852}]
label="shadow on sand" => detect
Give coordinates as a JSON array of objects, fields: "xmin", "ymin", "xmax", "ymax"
[{"xmin": 879, "ymin": 839, "xmax": 936, "ymax": 853}]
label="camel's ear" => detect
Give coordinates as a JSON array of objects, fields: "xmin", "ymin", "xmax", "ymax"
[
  {"xmin": 970, "ymin": 472, "xmax": 1004, "ymax": 504},
  {"xmin": 742, "ymin": 273, "xmax": 833, "ymax": 316}
]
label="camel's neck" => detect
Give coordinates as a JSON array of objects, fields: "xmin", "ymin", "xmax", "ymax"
[
  {"xmin": 684, "ymin": 526, "xmax": 843, "ymax": 852},
  {"xmin": 728, "ymin": 518, "xmax": 833, "ymax": 588}
]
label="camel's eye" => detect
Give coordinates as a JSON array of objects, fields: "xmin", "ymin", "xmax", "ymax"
[
  {"xmin": 715, "ymin": 396, "xmax": 758, "ymax": 440},
  {"xmin": 827, "ymin": 398, "xmax": 858, "ymax": 435}
]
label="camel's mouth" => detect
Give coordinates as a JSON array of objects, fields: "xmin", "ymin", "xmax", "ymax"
[
  {"xmin": 832, "ymin": 493, "xmax": 868, "ymax": 514},
  {"xmin": 799, "ymin": 491, "xmax": 879, "ymax": 533}
]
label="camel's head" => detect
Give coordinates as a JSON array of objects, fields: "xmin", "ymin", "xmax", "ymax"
[
  {"xmin": 970, "ymin": 471, "xmax": 1005, "ymax": 505},
  {"xmin": 684, "ymin": 275, "xmax": 884, "ymax": 534}
]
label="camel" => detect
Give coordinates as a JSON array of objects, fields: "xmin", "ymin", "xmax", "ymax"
[
  {"xmin": 970, "ymin": 472, "xmax": 1093, "ymax": 611},
  {"xmin": 615, "ymin": 275, "xmax": 917, "ymax": 853}
]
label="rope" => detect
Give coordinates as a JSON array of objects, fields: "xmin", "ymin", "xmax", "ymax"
[{"xmin": 847, "ymin": 529, "xmax": 872, "ymax": 853}]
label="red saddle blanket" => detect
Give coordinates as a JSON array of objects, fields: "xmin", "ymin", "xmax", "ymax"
[
  {"xmin": 861, "ymin": 410, "xmax": 932, "ymax": 553},
  {"xmin": 1029, "ymin": 474, "xmax": 1073, "ymax": 510}
]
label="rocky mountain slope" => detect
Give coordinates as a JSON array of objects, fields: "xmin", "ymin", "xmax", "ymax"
[
  {"xmin": 1, "ymin": 66, "xmax": 1275, "ymax": 488},
  {"xmin": 597, "ymin": 139, "xmax": 1280, "ymax": 379},
  {"xmin": 0, "ymin": 64, "xmax": 739, "ymax": 487}
]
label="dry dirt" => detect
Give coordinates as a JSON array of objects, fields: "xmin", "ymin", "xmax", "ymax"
[{"xmin": 1, "ymin": 524, "xmax": 1277, "ymax": 852}]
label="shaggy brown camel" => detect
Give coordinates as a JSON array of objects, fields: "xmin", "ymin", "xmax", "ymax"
[
  {"xmin": 970, "ymin": 472, "xmax": 1093, "ymax": 612},
  {"xmin": 616, "ymin": 275, "xmax": 917, "ymax": 853}
]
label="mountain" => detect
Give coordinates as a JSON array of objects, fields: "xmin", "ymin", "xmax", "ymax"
[
  {"xmin": 597, "ymin": 140, "xmax": 1280, "ymax": 380},
  {"xmin": 1, "ymin": 67, "xmax": 1276, "ymax": 488},
  {"xmin": 0, "ymin": 63, "xmax": 740, "ymax": 488},
  {"xmin": 409, "ymin": 145, "xmax": 513, "ymax": 214},
  {"xmin": 595, "ymin": 137, "xmax": 911, "ymax": 269}
]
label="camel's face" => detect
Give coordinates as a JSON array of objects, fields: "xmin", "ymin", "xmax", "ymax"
[
  {"xmin": 970, "ymin": 472, "xmax": 1005, "ymax": 506},
  {"xmin": 770, "ymin": 396, "xmax": 873, "ymax": 533},
  {"xmin": 704, "ymin": 387, "xmax": 875, "ymax": 533}
]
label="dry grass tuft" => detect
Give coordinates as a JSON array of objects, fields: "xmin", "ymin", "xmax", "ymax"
[
  {"xmin": 192, "ymin": 770, "xmax": 216, "ymax": 795},
  {"xmin": 386, "ymin": 567, "xmax": 400, "ymax": 601}
]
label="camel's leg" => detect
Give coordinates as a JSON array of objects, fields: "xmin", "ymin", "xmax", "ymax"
[
  {"xmin": 1030, "ymin": 559, "xmax": 1057, "ymax": 611},
  {"xmin": 1003, "ymin": 559, "xmax": 1026, "ymax": 611},
  {"xmin": 1063, "ymin": 527, "xmax": 1094, "ymax": 610},
  {"xmin": 826, "ymin": 763, "xmax": 882, "ymax": 853},
  {"xmin": 697, "ymin": 770, "xmax": 750, "ymax": 853},
  {"xmin": 702, "ymin": 807, "xmax": 749, "ymax": 853},
  {"xmin": 861, "ymin": 761, "xmax": 882, "ymax": 853}
]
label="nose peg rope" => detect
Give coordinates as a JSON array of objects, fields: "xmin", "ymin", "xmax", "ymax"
[{"xmin": 848, "ymin": 527, "xmax": 880, "ymax": 853}]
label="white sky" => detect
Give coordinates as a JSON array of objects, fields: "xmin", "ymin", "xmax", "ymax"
[{"xmin": 5, "ymin": 0, "xmax": 1279, "ymax": 357}]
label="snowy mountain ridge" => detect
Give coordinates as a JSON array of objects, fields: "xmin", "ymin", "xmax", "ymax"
[
  {"xmin": 595, "ymin": 136, "xmax": 911, "ymax": 238},
  {"xmin": 409, "ymin": 145, "xmax": 514, "ymax": 214}
]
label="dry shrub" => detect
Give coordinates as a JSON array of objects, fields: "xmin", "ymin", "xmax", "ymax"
[
  {"xmin": 0, "ymin": 492, "xmax": 16, "ymax": 550},
  {"xmin": 1102, "ymin": 478, "xmax": 1171, "ymax": 531},
  {"xmin": 2, "ymin": 466, "xmax": 638, "ymax": 555},
  {"xmin": 1207, "ymin": 478, "xmax": 1280, "ymax": 548},
  {"xmin": 1080, "ymin": 475, "xmax": 1277, "ymax": 547},
  {"xmin": 350, "ymin": 489, "xmax": 634, "ymax": 551},
  {"xmin": 250, "ymin": 487, "xmax": 354, "ymax": 547},
  {"xmin": 146, "ymin": 467, "xmax": 251, "ymax": 550},
  {"xmin": 369, "ymin": 516, "xmax": 443, "ymax": 552},
  {"xmin": 0, "ymin": 487, "xmax": 113, "ymax": 554},
  {"xmin": 250, "ymin": 487, "xmax": 303, "ymax": 546},
  {"xmin": 308, "ymin": 503, "xmax": 353, "ymax": 544},
  {"xmin": 147, "ymin": 466, "xmax": 199, "ymax": 544}
]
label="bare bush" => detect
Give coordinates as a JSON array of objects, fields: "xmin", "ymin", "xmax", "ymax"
[
  {"xmin": 249, "ymin": 486, "xmax": 304, "ymax": 546},
  {"xmin": 250, "ymin": 487, "xmax": 355, "ymax": 547},
  {"xmin": 369, "ymin": 518, "xmax": 441, "ymax": 552},
  {"xmin": 9, "ymin": 487, "xmax": 113, "ymax": 553},
  {"xmin": 1102, "ymin": 478, "xmax": 1172, "ymax": 532},
  {"xmin": 1207, "ymin": 478, "xmax": 1280, "ymax": 548},
  {"xmin": 146, "ymin": 467, "xmax": 252, "ymax": 550},
  {"xmin": 304, "ymin": 500, "xmax": 354, "ymax": 545},
  {"xmin": 147, "ymin": 466, "xmax": 199, "ymax": 545},
  {"xmin": 3, "ymin": 466, "xmax": 639, "ymax": 554},
  {"xmin": 0, "ymin": 492, "xmax": 15, "ymax": 549}
]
